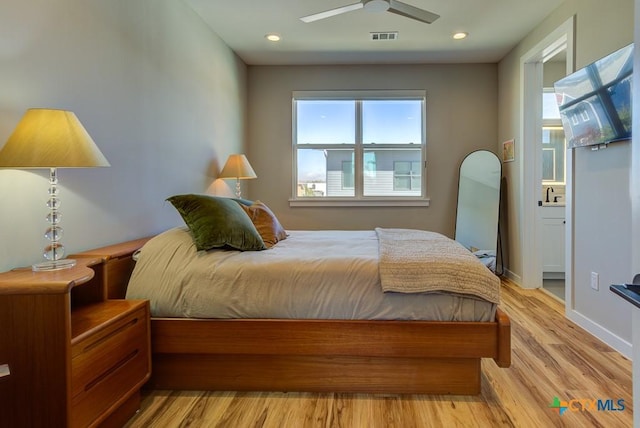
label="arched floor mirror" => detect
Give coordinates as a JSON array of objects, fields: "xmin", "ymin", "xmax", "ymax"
[{"xmin": 455, "ymin": 150, "xmax": 502, "ymax": 273}]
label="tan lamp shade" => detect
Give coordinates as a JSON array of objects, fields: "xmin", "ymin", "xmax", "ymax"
[
  {"xmin": 219, "ymin": 154, "xmax": 257, "ymax": 179},
  {"xmin": 0, "ymin": 108, "xmax": 110, "ymax": 168}
]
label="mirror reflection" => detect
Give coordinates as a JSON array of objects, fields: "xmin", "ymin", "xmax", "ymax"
[{"xmin": 455, "ymin": 150, "xmax": 502, "ymax": 272}]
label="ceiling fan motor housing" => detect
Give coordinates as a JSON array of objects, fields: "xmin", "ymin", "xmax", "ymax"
[{"xmin": 364, "ymin": 0, "xmax": 390, "ymax": 13}]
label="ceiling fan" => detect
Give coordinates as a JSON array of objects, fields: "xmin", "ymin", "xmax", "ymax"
[{"xmin": 300, "ymin": 0, "xmax": 440, "ymax": 24}]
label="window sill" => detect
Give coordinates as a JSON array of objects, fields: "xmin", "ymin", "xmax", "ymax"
[{"xmin": 289, "ymin": 198, "xmax": 430, "ymax": 207}]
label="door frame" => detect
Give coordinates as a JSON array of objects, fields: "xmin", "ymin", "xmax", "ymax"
[{"xmin": 519, "ymin": 17, "xmax": 574, "ymax": 307}]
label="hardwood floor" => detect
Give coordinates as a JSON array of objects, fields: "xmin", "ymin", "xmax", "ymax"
[{"xmin": 125, "ymin": 279, "xmax": 632, "ymax": 427}]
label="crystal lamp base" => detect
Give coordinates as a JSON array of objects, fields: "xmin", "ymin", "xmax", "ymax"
[{"xmin": 32, "ymin": 258, "xmax": 77, "ymax": 272}]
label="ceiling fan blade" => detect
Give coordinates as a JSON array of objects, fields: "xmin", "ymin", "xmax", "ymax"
[
  {"xmin": 300, "ymin": 2, "xmax": 364, "ymax": 23},
  {"xmin": 387, "ymin": 0, "xmax": 440, "ymax": 24}
]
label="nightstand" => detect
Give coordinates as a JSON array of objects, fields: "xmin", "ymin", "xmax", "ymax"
[{"xmin": 0, "ymin": 248, "xmax": 150, "ymax": 427}]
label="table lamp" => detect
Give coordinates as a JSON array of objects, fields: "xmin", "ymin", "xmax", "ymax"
[
  {"xmin": 218, "ymin": 154, "xmax": 257, "ymax": 198},
  {"xmin": 0, "ymin": 108, "xmax": 110, "ymax": 271}
]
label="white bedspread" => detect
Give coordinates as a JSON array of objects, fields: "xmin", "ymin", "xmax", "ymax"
[{"xmin": 125, "ymin": 227, "xmax": 497, "ymax": 321}]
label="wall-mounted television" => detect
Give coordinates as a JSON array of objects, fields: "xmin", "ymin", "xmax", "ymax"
[{"xmin": 554, "ymin": 43, "xmax": 633, "ymax": 149}]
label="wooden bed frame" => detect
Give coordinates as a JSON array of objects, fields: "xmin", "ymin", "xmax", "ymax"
[{"xmin": 74, "ymin": 237, "xmax": 511, "ymax": 395}]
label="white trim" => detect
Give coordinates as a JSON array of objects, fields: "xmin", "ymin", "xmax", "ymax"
[
  {"xmin": 566, "ymin": 310, "xmax": 632, "ymax": 359},
  {"xmin": 504, "ymin": 269, "xmax": 523, "ymax": 285},
  {"xmin": 289, "ymin": 198, "xmax": 430, "ymax": 207},
  {"xmin": 292, "ymin": 89, "xmax": 426, "ymax": 100},
  {"xmin": 503, "ymin": 270, "xmax": 630, "ymax": 358},
  {"xmin": 520, "ymin": 17, "xmax": 575, "ymax": 293},
  {"xmin": 520, "ymin": 58, "xmax": 543, "ymax": 289}
]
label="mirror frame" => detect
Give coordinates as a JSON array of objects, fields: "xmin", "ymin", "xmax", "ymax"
[{"xmin": 454, "ymin": 149, "xmax": 502, "ymax": 274}]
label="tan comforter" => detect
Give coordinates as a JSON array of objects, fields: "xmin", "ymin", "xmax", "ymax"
[
  {"xmin": 376, "ymin": 228, "xmax": 500, "ymax": 304},
  {"xmin": 126, "ymin": 227, "xmax": 498, "ymax": 321}
]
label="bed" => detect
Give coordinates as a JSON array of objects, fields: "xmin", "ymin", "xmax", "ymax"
[{"xmin": 116, "ymin": 195, "xmax": 511, "ymax": 395}]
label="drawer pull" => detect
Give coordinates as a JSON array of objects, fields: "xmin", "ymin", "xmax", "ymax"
[
  {"xmin": 82, "ymin": 318, "xmax": 139, "ymax": 353},
  {"xmin": 85, "ymin": 349, "xmax": 139, "ymax": 392}
]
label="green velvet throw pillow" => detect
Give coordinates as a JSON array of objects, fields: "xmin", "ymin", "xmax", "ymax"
[{"xmin": 167, "ymin": 194, "xmax": 266, "ymax": 251}]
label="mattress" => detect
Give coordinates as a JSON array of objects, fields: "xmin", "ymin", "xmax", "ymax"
[{"xmin": 126, "ymin": 227, "xmax": 497, "ymax": 321}]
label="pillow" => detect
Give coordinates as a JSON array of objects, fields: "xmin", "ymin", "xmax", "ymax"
[
  {"xmin": 240, "ymin": 200, "xmax": 288, "ymax": 248},
  {"xmin": 166, "ymin": 194, "xmax": 266, "ymax": 251}
]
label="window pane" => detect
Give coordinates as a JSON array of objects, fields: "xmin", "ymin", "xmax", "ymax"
[
  {"xmin": 296, "ymin": 100, "xmax": 355, "ymax": 144},
  {"xmin": 608, "ymin": 74, "xmax": 633, "ymax": 133},
  {"xmin": 362, "ymin": 100, "xmax": 422, "ymax": 144},
  {"xmin": 297, "ymin": 148, "xmax": 355, "ymax": 197},
  {"xmin": 543, "ymin": 91, "xmax": 561, "ymax": 120},
  {"xmin": 326, "ymin": 149, "xmax": 355, "ymax": 196},
  {"xmin": 596, "ymin": 43, "xmax": 633, "ymax": 86},
  {"xmin": 411, "ymin": 161, "xmax": 421, "ymax": 190},
  {"xmin": 395, "ymin": 161, "xmax": 411, "ymax": 174},
  {"xmin": 342, "ymin": 160, "xmax": 354, "ymax": 189},
  {"xmin": 297, "ymin": 149, "xmax": 327, "ymax": 197},
  {"xmin": 363, "ymin": 148, "xmax": 422, "ymax": 196}
]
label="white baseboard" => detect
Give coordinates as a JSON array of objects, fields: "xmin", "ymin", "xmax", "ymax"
[
  {"xmin": 502, "ymin": 270, "xmax": 632, "ymax": 359},
  {"xmin": 543, "ymin": 271, "xmax": 565, "ymax": 280},
  {"xmin": 503, "ymin": 269, "xmax": 522, "ymax": 285},
  {"xmin": 566, "ymin": 309, "xmax": 632, "ymax": 359}
]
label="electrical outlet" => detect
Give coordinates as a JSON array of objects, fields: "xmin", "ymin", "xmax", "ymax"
[{"xmin": 590, "ymin": 272, "xmax": 599, "ymax": 290}]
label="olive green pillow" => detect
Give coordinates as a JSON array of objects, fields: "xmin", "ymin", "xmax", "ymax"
[{"xmin": 167, "ymin": 194, "xmax": 266, "ymax": 251}]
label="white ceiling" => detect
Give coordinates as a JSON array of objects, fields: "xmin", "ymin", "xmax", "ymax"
[{"xmin": 184, "ymin": 0, "xmax": 565, "ymax": 65}]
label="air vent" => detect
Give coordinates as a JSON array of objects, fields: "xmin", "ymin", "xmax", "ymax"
[{"xmin": 370, "ymin": 31, "xmax": 399, "ymax": 41}]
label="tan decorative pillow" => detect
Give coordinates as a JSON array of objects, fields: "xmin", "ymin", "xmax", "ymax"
[{"xmin": 240, "ymin": 200, "xmax": 287, "ymax": 248}]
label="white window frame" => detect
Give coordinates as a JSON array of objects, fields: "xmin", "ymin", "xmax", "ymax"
[{"xmin": 290, "ymin": 90, "xmax": 429, "ymax": 207}]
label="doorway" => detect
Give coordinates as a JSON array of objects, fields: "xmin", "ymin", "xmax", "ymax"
[
  {"xmin": 520, "ymin": 18, "xmax": 574, "ymax": 310},
  {"xmin": 541, "ymin": 55, "xmax": 568, "ymax": 301}
]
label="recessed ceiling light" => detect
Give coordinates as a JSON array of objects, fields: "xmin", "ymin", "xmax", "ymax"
[
  {"xmin": 453, "ymin": 32, "xmax": 468, "ymax": 40},
  {"xmin": 265, "ymin": 33, "xmax": 281, "ymax": 42}
]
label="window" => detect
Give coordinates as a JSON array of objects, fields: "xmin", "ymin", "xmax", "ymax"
[
  {"xmin": 580, "ymin": 109, "xmax": 590, "ymax": 122},
  {"xmin": 292, "ymin": 91, "xmax": 427, "ymax": 205},
  {"xmin": 394, "ymin": 160, "xmax": 421, "ymax": 191}
]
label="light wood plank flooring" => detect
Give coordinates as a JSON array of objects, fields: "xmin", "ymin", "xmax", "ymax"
[{"xmin": 125, "ymin": 279, "xmax": 632, "ymax": 427}]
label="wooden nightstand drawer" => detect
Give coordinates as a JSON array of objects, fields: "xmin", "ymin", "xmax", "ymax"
[
  {"xmin": 71, "ymin": 301, "xmax": 148, "ymax": 358},
  {"xmin": 71, "ymin": 303, "xmax": 150, "ymax": 427},
  {"xmin": 72, "ymin": 304, "xmax": 148, "ymax": 397},
  {"xmin": 71, "ymin": 347, "xmax": 148, "ymax": 428}
]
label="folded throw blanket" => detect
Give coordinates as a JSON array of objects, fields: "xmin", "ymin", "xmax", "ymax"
[{"xmin": 376, "ymin": 228, "xmax": 500, "ymax": 304}]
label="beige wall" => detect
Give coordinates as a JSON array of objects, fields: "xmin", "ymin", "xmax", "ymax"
[
  {"xmin": 246, "ymin": 64, "xmax": 498, "ymax": 236},
  {"xmin": 498, "ymin": 0, "xmax": 634, "ymax": 345},
  {"xmin": 0, "ymin": 0, "xmax": 247, "ymax": 272},
  {"xmin": 543, "ymin": 60, "xmax": 566, "ymax": 88}
]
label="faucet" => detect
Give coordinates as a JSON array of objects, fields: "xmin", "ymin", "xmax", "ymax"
[{"xmin": 545, "ymin": 186, "xmax": 554, "ymax": 203}]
